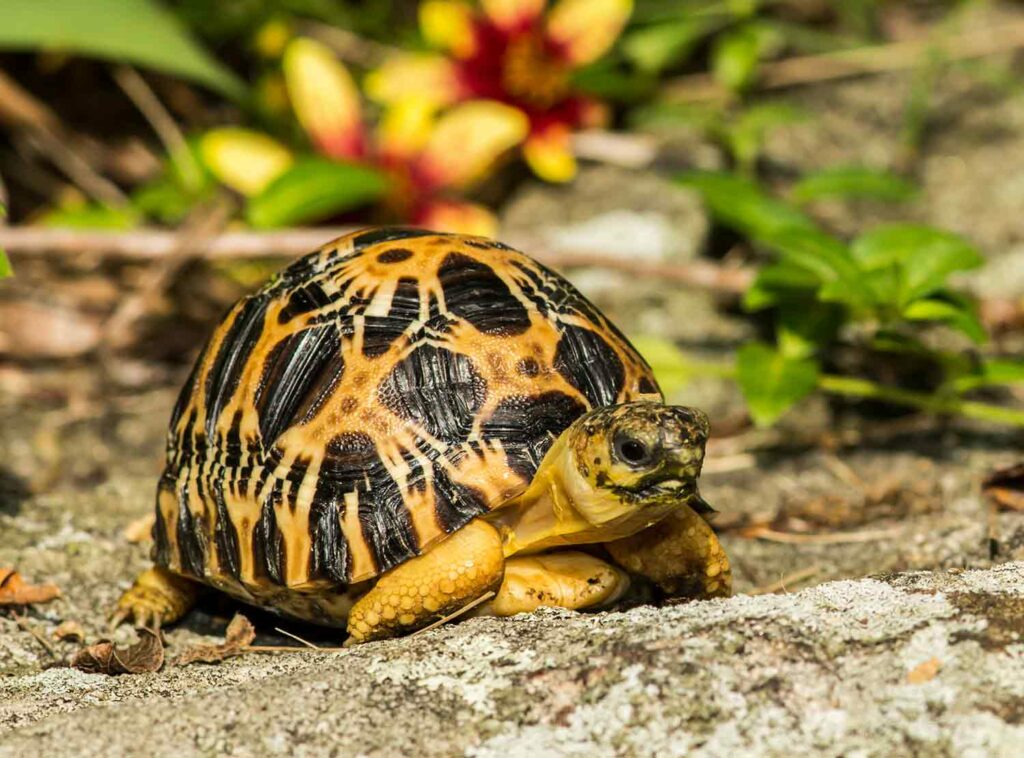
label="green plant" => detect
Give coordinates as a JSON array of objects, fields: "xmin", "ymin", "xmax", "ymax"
[
  {"xmin": 651, "ymin": 171, "xmax": 1024, "ymax": 428},
  {"xmin": 0, "ymin": 0, "xmax": 245, "ymax": 100},
  {"xmin": 0, "ymin": 202, "xmax": 10, "ymax": 278}
]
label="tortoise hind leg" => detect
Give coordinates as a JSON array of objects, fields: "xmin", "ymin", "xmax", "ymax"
[
  {"xmin": 111, "ymin": 566, "xmax": 202, "ymax": 630},
  {"xmin": 345, "ymin": 519, "xmax": 505, "ymax": 645},
  {"xmin": 487, "ymin": 552, "xmax": 631, "ymax": 617},
  {"xmin": 604, "ymin": 505, "xmax": 732, "ymax": 601}
]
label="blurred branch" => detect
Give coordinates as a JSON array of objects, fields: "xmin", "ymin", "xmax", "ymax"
[
  {"xmin": 0, "ymin": 70, "xmax": 129, "ymax": 207},
  {"xmin": 299, "ymin": 21, "xmax": 403, "ymax": 67},
  {"xmin": 101, "ymin": 200, "xmax": 233, "ymax": 350},
  {"xmin": 0, "ymin": 226, "xmax": 755, "ymax": 295},
  {"xmin": 663, "ymin": 20, "xmax": 1024, "ymax": 101},
  {"xmin": 112, "ymin": 66, "xmax": 202, "ymax": 192}
]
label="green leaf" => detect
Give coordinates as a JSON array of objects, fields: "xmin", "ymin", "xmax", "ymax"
[
  {"xmin": 246, "ymin": 157, "xmax": 389, "ymax": 229},
  {"xmin": 0, "ymin": 202, "xmax": 9, "ymax": 279},
  {"xmin": 953, "ymin": 358, "xmax": 1024, "ymax": 392},
  {"xmin": 852, "ymin": 224, "xmax": 984, "ymax": 306},
  {"xmin": 726, "ymin": 103, "xmax": 806, "ymax": 169},
  {"xmin": 0, "ymin": 0, "xmax": 246, "ymax": 100},
  {"xmin": 631, "ymin": 336, "xmax": 695, "ymax": 397},
  {"xmin": 711, "ymin": 25, "xmax": 763, "ymax": 93},
  {"xmin": 743, "ymin": 261, "xmax": 821, "ymax": 310},
  {"xmin": 736, "ymin": 342, "xmax": 819, "ymax": 427},
  {"xmin": 903, "ymin": 295, "xmax": 987, "ymax": 344},
  {"xmin": 777, "ymin": 301, "xmax": 843, "ymax": 358},
  {"xmin": 622, "ymin": 18, "xmax": 711, "ymax": 74},
  {"xmin": 791, "ymin": 166, "xmax": 918, "ymax": 204},
  {"xmin": 677, "ymin": 171, "xmax": 814, "ymax": 241},
  {"xmin": 40, "ymin": 203, "xmax": 140, "ymax": 230}
]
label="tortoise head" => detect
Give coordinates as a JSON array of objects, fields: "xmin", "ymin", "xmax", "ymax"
[
  {"xmin": 495, "ymin": 401, "xmax": 712, "ymax": 555},
  {"xmin": 560, "ymin": 402, "xmax": 710, "ymax": 526}
]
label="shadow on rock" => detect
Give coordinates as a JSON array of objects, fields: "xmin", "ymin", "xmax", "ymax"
[{"xmin": 0, "ymin": 467, "xmax": 30, "ymax": 516}]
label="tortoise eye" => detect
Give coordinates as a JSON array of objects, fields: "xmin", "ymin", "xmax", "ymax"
[{"xmin": 614, "ymin": 435, "xmax": 651, "ymax": 467}]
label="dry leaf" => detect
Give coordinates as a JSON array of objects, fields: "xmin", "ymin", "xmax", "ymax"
[
  {"xmin": 983, "ymin": 463, "xmax": 1024, "ymax": 511},
  {"xmin": 0, "ymin": 568, "xmax": 61, "ymax": 606},
  {"xmin": 70, "ymin": 629, "xmax": 164, "ymax": 675},
  {"xmin": 122, "ymin": 513, "xmax": 156, "ymax": 543},
  {"xmin": 172, "ymin": 613, "xmax": 256, "ymax": 666},
  {"xmin": 52, "ymin": 620, "xmax": 85, "ymax": 643},
  {"xmin": 907, "ymin": 657, "xmax": 942, "ymax": 684}
]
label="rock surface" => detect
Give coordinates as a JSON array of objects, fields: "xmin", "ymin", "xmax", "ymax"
[{"xmin": 2, "ymin": 563, "xmax": 1024, "ymax": 756}]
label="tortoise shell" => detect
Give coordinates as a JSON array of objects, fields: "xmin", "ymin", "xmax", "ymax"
[{"xmin": 155, "ymin": 228, "xmax": 661, "ymax": 593}]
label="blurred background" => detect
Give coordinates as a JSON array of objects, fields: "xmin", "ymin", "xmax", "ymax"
[{"xmin": 1, "ymin": 0, "xmax": 1024, "ymax": 611}]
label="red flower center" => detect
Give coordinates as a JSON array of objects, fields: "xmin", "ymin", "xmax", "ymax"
[{"xmin": 501, "ymin": 32, "xmax": 571, "ymax": 110}]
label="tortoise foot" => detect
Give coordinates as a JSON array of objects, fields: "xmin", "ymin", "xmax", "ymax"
[
  {"xmin": 111, "ymin": 567, "xmax": 200, "ymax": 631},
  {"xmin": 344, "ymin": 519, "xmax": 505, "ymax": 645},
  {"xmin": 487, "ymin": 552, "xmax": 631, "ymax": 617},
  {"xmin": 605, "ymin": 506, "xmax": 732, "ymax": 601}
]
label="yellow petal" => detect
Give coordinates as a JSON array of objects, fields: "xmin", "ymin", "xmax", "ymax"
[
  {"xmin": 419, "ymin": 101, "xmax": 529, "ymax": 188},
  {"xmin": 523, "ymin": 124, "xmax": 576, "ymax": 182},
  {"xmin": 376, "ymin": 100, "xmax": 439, "ymax": 161},
  {"xmin": 199, "ymin": 128, "xmax": 293, "ymax": 196},
  {"xmin": 420, "ymin": 1, "xmax": 478, "ymax": 57},
  {"xmin": 547, "ymin": 0, "xmax": 633, "ymax": 64},
  {"xmin": 482, "ymin": 0, "xmax": 547, "ymax": 30},
  {"xmin": 364, "ymin": 54, "xmax": 461, "ymax": 106},
  {"xmin": 283, "ymin": 38, "xmax": 364, "ymax": 160},
  {"xmin": 417, "ymin": 201, "xmax": 498, "ymax": 236}
]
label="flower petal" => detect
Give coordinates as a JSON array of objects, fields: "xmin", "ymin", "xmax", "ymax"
[
  {"xmin": 547, "ymin": 0, "xmax": 633, "ymax": 64},
  {"xmin": 364, "ymin": 53, "xmax": 462, "ymax": 106},
  {"xmin": 376, "ymin": 100, "xmax": 439, "ymax": 162},
  {"xmin": 199, "ymin": 128, "xmax": 293, "ymax": 196},
  {"xmin": 523, "ymin": 124, "xmax": 576, "ymax": 182},
  {"xmin": 417, "ymin": 200, "xmax": 499, "ymax": 236},
  {"xmin": 283, "ymin": 38, "xmax": 365, "ymax": 160},
  {"xmin": 482, "ymin": 0, "xmax": 547, "ymax": 31},
  {"xmin": 419, "ymin": 101, "xmax": 529, "ymax": 189},
  {"xmin": 419, "ymin": 1, "xmax": 478, "ymax": 57}
]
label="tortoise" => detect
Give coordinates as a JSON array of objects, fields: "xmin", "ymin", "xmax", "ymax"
[{"xmin": 113, "ymin": 228, "xmax": 731, "ymax": 644}]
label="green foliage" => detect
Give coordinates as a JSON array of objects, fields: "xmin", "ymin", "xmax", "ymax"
[
  {"xmin": 634, "ymin": 102, "xmax": 805, "ymax": 173},
  {"xmin": 675, "ymin": 169, "xmax": 1015, "ymax": 426},
  {"xmin": 0, "ymin": 203, "xmax": 10, "ymax": 279},
  {"xmin": 791, "ymin": 166, "xmax": 918, "ymax": 204},
  {"xmin": 0, "ymin": 0, "xmax": 246, "ymax": 100},
  {"xmin": 245, "ymin": 157, "xmax": 389, "ymax": 228},
  {"xmin": 40, "ymin": 203, "xmax": 140, "ymax": 230},
  {"xmin": 737, "ymin": 342, "xmax": 819, "ymax": 426}
]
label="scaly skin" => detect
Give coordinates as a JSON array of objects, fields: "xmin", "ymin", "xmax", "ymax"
[
  {"xmin": 345, "ymin": 520, "xmax": 505, "ymax": 644},
  {"xmin": 605, "ymin": 506, "xmax": 732, "ymax": 600},
  {"xmin": 111, "ymin": 566, "xmax": 201, "ymax": 630}
]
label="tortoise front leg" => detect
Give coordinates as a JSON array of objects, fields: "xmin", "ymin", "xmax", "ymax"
[
  {"xmin": 604, "ymin": 505, "xmax": 732, "ymax": 600},
  {"xmin": 487, "ymin": 552, "xmax": 631, "ymax": 616},
  {"xmin": 345, "ymin": 519, "xmax": 505, "ymax": 645},
  {"xmin": 111, "ymin": 566, "xmax": 202, "ymax": 630}
]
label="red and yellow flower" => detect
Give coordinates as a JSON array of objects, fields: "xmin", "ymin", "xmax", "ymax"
[
  {"xmin": 366, "ymin": 0, "xmax": 633, "ymax": 182},
  {"xmin": 202, "ymin": 38, "xmax": 528, "ymax": 235}
]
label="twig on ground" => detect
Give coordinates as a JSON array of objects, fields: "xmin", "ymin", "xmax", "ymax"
[
  {"xmin": 748, "ymin": 565, "xmax": 823, "ymax": 596},
  {"xmin": 273, "ymin": 627, "xmax": 321, "ymax": 650},
  {"xmin": 12, "ymin": 611, "xmax": 59, "ymax": 659},
  {"xmin": 112, "ymin": 66, "xmax": 202, "ymax": 192},
  {"xmin": 742, "ymin": 526, "xmax": 904, "ymax": 544},
  {"xmin": 0, "ymin": 227, "xmax": 756, "ymax": 295},
  {"xmin": 663, "ymin": 20, "xmax": 1024, "ymax": 101},
  {"xmin": 411, "ymin": 591, "xmax": 497, "ymax": 638},
  {"xmin": 100, "ymin": 202, "xmax": 233, "ymax": 349},
  {"xmin": 0, "ymin": 70, "xmax": 128, "ymax": 207}
]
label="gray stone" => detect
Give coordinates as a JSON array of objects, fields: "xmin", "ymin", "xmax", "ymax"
[{"xmin": 2, "ymin": 564, "xmax": 1024, "ymax": 756}]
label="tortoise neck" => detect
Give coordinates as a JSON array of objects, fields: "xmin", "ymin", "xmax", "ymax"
[{"xmin": 488, "ymin": 432, "xmax": 652, "ymax": 556}]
